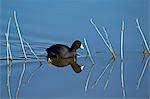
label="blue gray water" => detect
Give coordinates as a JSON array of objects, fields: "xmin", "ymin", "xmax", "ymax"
[{"xmin": 0, "ymin": 0, "xmax": 149, "ymax": 99}]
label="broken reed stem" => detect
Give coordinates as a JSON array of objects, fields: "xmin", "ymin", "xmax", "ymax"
[
  {"xmin": 6, "ymin": 17, "xmax": 12, "ymax": 99},
  {"xmin": 104, "ymin": 59, "xmax": 115, "ymax": 89},
  {"xmin": 77, "ymin": 52, "xmax": 87, "ymax": 58},
  {"xmin": 14, "ymin": 10, "xmax": 27, "ymax": 59},
  {"xmin": 102, "ymin": 27, "xmax": 113, "ymax": 51},
  {"xmin": 14, "ymin": 10, "xmax": 28, "ymax": 99},
  {"xmin": 120, "ymin": 61, "xmax": 125, "ymax": 97},
  {"xmin": 83, "ymin": 38, "xmax": 95, "ymax": 65},
  {"xmin": 8, "ymin": 40, "xmax": 13, "ymax": 75},
  {"xmin": 141, "ymin": 43, "xmax": 147, "ymax": 63},
  {"xmin": 8, "ymin": 44, "xmax": 12, "ymax": 61},
  {"xmin": 83, "ymin": 38, "xmax": 95, "ymax": 92},
  {"xmin": 21, "ymin": 38, "xmax": 53, "ymax": 84},
  {"xmin": 15, "ymin": 61, "xmax": 27, "ymax": 99},
  {"xmin": 23, "ymin": 39, "xmax": 42, "ymax": 65},
  {"xmin": 137, "ymin": 56, "xmax": 150, "ymax": 89},
  {"xmin": 27, "ymin": 63, "xmax": 43, "ymax": 84},
  {"xmin": 0, "ymin": 57, "xmax": 42, "ymax": 60},
  {"xmin": 136, "ymin": 18, "xmax": 150, "ymax": 89},
  {"xmin": 7, "ymin": 17, "xmax": 13, "ymax": 61},
  {"xmin": 92, "ymin": 57, "xmax": 114, "ymax": 88},
  {"xmin": 102, "ymin": 26, "xmax": 116, "ymax": 59},
  {"xmin": 136, "ymin": 18, "xmax": 149, "ymax": 53},
  {"xmin": 6, "ymin": 34, "xmax": 9, "ymax": 65},
  {"xmin": 6, "ymin": 33, "xmax": 12, "ymax": 99},
  {"xmin": 6, "ymin": 17, "xmax": 11, "ymax": 64},
  {"xmin": 121, "ymin": 19, "xmax": 124, "ymax": 61},
  {"xmin": 90, "ymin": 19, "xmax": 115, "ymax": 58},
  {"xmin": 7, "ymin": 17, "xmax": 13, "ymax": 75},
  {"xmin": 141, "ymin": 54, "xmax": 146, "ymax": 63},
  {"xmin": 120, "ymin": 19, "xmax": 126, "ymax": 97},
  {"xmin": 84, "ymin": 64, "xmax": 94, "ymax": 92}
]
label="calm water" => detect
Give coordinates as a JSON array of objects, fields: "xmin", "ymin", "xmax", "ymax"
[{"xmin": 0, "ymin": 0, "xmax": 149, "ymax": 99}]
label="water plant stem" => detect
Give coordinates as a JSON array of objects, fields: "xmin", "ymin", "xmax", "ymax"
[
  {"xmin": 84, "ymin": 38, "xmax": 95, "ymax": 92},
  {"xmin": 90, "ymin": 19, "xmax": 116, "ymax": 58},
  {"xmin": 15, "ymin": 60, "xmax": 27, "ymax": 99},
  {"xmin": 136, "ymin": 18, "xmax": 149, "ymax": 53},
  {"xmin": 92, "ymin": 57, "xmax": 114, "ymax": 88},
  {"xmin": 120, "ymin": 18, "xmax": 126, "ymax": 97},
  {"xmin": 6, "ymin": 17, "xmax": 12, "ymax": 99},
  {"xmin": 14, "ymin": 10, "xmax": 27, "ymax": 59}
]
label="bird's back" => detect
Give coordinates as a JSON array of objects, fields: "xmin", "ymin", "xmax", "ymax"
[{"xmin": 46, "ymin": 44, "xmax": 72, "ymax": 58}]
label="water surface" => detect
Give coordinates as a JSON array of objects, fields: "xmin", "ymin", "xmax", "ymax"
[{"xmin": 0, "ymin": 0, "xmax": 149, "ymax": 99}]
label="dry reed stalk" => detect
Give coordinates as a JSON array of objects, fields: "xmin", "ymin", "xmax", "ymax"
[
  {"xmin": 15, "ymin": 60, "xmax": 27, "ymax": 99},
  {"xmin": 136, "ymin": 18, "xmax": 150, "ymax": 89},
  {"xmin": 7, "ymin": 18, "xmax": 13, "ymax": 61},
  {"xmin": 92, "ymin": 57, "xmax": 114, "ymax": 88},
  {"xmin": 7, "ymin": 17, "xmax": 13, "ymax": 74},
  {"xmin": 137, "ymin": 55, "xmax": 150, "ymax": 89},
  {"xmin": 136, "ymin": 18, "xmax": 149, "ymax": 53},
  {"xmin": 141, "ymin": 43, "xmax": 147, "ymax": 63},
  {"xmin": 6, "ymin": 33, "xmax": 12, "ymax": 99},
  {"xmin": 8, "ymin": 44, "xmax": 12, "ymax": 61},
  {"xmin": 104, "ymin": 59, "xmax": 115, "ymax": 89},
  {"xmin": 14, "ymin": 10, "xmax": 28, "ymax": 99},
  {"xmin": 27, "ymin": 63, "xmax": 43, "ymax": 84},
  {"xmin": 120, "ymin": 18, "xmax": 125, "ymax": 97},
  {"xmin": 84, "ymin": 64, "xmax": 94, "ymax": 92},
  {"xmin": 14, "ymin": 10, "xmax": 27, "ymax": 59},
  {"xmin": 102, "ymin": 26, "xmax": 116, "ymax": 59},
  {"xmin": 6, "ymin": 17, "xmax": 12, "ymax": 99},
  {"xmin": 23, "ymin": 39, "xmax": 42, "ymax": 65},
  {"xmin": 83, "ymin": 38, "xmax": 95, "ymax": 92},
  {"xmin": 90, "ymin": 19, "xmax": 115, "ymax": 58},
  {"xmin": 23, "ymin": 39, "xmax": 43, "ymax": 83},
  {"xmin": 83, "ymin": 38, "xmax": 94, "ymax": 65}
]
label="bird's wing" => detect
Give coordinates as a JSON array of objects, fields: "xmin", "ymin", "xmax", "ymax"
[{"xmin": 55, "ymin": 45, "xmax": 71, "ymax": 58}]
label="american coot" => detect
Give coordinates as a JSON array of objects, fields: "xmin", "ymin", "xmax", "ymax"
[{"xmin": 46, "ymin": 40, "xmax": 84, "ymax": 73}]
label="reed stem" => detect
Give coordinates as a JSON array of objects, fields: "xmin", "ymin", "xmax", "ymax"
[
  {"xmin": 83, "ymin": 38, "xmax": 95, "ymax": 92},
  {"xmin": 137, "ymin": 56, "xmax": 150, "ymax": 89},
  {"xmin": 83, "ymin": 38, "xmax": 95, "ymax": 65},
  {"xmin": 136, "ymin": 18, "xmax": 149, "ymax": 53},
  {"xmin": 23, "ymin": 39, "xmax": 42, "ymax": 65},
  {"xmin": 102, "ymin": 27, "xmax": 116, "ymax": 59},
  {"xmin": 141, "ymin": 43, "xmax": 147, "ymax": 63},
  {"xmin": 120, "ymin": 18, "xmax": 126, "ymax": 97},
  {"xmin": 6, "ymin": 17, "xmax": 12, "ymax": 99},
  {"xmin": 90, "ymin": 19, "xmax": 115, "ymax": 58},
  {"xmin": 14, "ymin": 10, "xmax": 28, "ymax": 99},
  {"xmin": 14, "ymin": 10, "xmax": 27, "ymax": 59},
  {"xmin": 84, "ymin": 64, "xmax": 94, "ymax": 92},
  {"xmin": 27, "ymin": 63, "xmax": 43, "ymax": 84},
  {"xmin": 92, "ymin": 57, "xmax": 114, "ymax": 88},
  {"xmin": 104, "ymin": 59, "xmax": 115, "ymax": 89},
  {"xmin": 15, "ymin": 60, "xmax": 27, "ymax": 99},
  {"xmin": 136, "ymin": 18, "xmax": 150, "ymax": 89},
  {"xmin": 6, "ymin": 33, "xmax": 12, "ymax": 99}
]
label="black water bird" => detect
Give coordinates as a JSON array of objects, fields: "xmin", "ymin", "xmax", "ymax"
[{"xmin": 46, "ymin": 40, "xmax": 84, "ymax": 73}]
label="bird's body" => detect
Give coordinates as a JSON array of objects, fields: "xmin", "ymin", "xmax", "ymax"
[
  {"xmin": 47, "ymin": 44, "xmax": 73, "ymax": 59},
  {"xmin": 46, "ymin": 40, "xmax": 84, "ymax": 73}
]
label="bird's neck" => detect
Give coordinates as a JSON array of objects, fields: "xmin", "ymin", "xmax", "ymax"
[
  {"xmin": 70, "ymin": 45, "xmax": 78, "ymax": 52},
  {"xmin": 70, "ymin": 48, "xmax": 76, "ymax": 52}
]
